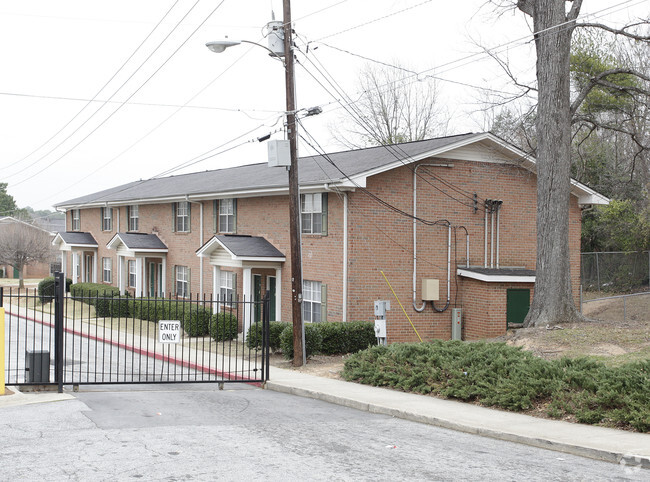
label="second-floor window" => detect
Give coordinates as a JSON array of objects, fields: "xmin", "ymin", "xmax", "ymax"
[
  {"xmin": 71, "ymin": 209, "xmax": 81, "ymax": 231},
  {"xmin": 173, "ymin": 202, "xmax": 190, "ymax": 233},
  {"xmin": 217, "ymin": 198, "xmax": 236, "ymax": 233},
  {"xmin": 128, "ymin": 205, "xmax": 139, "ymax": 231},
  {"xmin": 301, "ymin": 193, "xmax": 328, "ymax": 235},
  {"xmin": 101, "ymin": 207, "xmax": 113, "ymax": 231}
]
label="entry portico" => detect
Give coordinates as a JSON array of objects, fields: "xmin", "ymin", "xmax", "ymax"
[
  {"xmin": 107, "ymin": 233, "xmax": 168, "ymax": 296},
  {"xmin": 197, "ymin": 235, "xmax": 285, "ymax": 338},
  {"xmin": 52, "ymin": 232, "xmax": 99, "ymax": 284}
]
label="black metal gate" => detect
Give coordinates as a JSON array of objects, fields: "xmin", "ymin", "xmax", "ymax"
[{"xmin": 3, "ymin": 273, "xmax": 270, "ymax": 391}]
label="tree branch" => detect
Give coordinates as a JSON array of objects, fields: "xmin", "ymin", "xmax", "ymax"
[
  {"xmin": 575, "ymin": 21, "xmax": 650, "ymax": 41},
  {"xmin": 570, "ymin": 68, "xmax": 650, "ymax": 115},
  {"xmin": 567, "ymin": 0, "xmax": 584, "ymax": 22}
]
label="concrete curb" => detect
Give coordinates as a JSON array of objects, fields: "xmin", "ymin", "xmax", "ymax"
[
  {"xmin": 266, "ymin": 380, "xmax": 650, "ymax": 468},
  {"xmin": 0, "ymin": 387, "xmax": 74, "ymax": 409}
]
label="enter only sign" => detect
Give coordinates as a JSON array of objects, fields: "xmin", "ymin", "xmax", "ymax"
[{"xmin": 158, "ymin": 320, "xmax": 181, "ymax": 343}]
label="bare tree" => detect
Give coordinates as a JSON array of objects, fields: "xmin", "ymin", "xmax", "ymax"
[
  {"xmin": 508, "ymin": 0, "xmax": 650, "ymax": 327},
  {"xmin": 0, "ymin": 221, "xmax": 54, "ymax": 289},
  {"xmin": 331, "ymin": 62, "xmax": 448, "ymax": 148}
]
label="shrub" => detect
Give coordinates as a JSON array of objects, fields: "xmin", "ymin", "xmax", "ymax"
[
  {"xmin": 38, "ymin": 277, "xmax": 73, "ymax": 303},
  {"xmin": 280, "ymin": 323, "xmax": 323, "ymax": 360},
  {"xmin": 246, "ymin": 321, "xmax": 290, "ymax": 351},
  {"xmin": 210, "ymin": 312, "xmax": 239, "ymax": 341},
  {"xmin": 318, "ymin": 321, "xmax": 376, "ymax": 355},
  {"xmin": 127, "ymin": 298, "xmax": 213, "ymax": 336},
  {"xmin": 71, "ymin": 283, "xmax": 125, "ymax": 316}
]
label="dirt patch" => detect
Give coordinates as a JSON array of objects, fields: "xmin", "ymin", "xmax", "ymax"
[{"xmin": 269, "ymin": 353, "xmax": 347, "ymax": 378}]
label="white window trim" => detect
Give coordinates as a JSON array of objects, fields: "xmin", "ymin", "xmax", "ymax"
[
  {"xmin": 301, "ymin": 193, "xmax": 323, "ymax": 235},
  {"xmin": 220, "ymin": 271, "xmax": 235, "ymax": 304},
  {"xmin": 102, "ymin": 257, "xmax": 112, "ymax": 283},
  {"xmin": 102, "ymin": 208, "xmax": 113, "ymax": 231},
  {"xmin": 129, "ymin": 205, "xmax": 139, "ymax": 232},
  {"xmin": 72, "ymin": 209, "xmax": 81, "ymax": 231},
  {"xmin": 176, "ymin": 265, "xmax": 189, "ymax": 298},
  {"xmin": 302, "ymin": 280, "xmax": 322, "ymax": 323},
  {"xmin": 219, "ymin": 198, "xmax": 235, "ymax": 233},
  {"xmin": 128, "ymin": 260, "xmax": 137, "ymax": 288},
  {"xmin": 176, "ymin": 202, "xmax": 190, "ymax": 232}
]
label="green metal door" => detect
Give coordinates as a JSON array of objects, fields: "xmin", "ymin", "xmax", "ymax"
[{"xmin": 507, "ymin": 289, "xmax": 530, "ymax": 327}]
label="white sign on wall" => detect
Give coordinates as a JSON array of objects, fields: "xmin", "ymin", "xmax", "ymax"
[{"xmin": 158, "ymin": 320, "xmax": 181, "ymax": 344}]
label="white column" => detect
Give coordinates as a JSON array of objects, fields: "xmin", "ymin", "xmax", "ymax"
[
  {"xmin": 242, "ymin": 267, "xmax": 252, "ymax": 341},
  {"xmin": 72, "ymin": 252, "xmax": 79, "ymax": 284},
  {"xmin": 62, "ymin": 252, "xmax": 68, "ymax": 280},
  {"xmin": 118, "ymin": 255, "xmax": 125, "ymax": 294},
  {"xmin": 212, "ymin": 266, "xmax": 221, "ymax": 314},
  {"xmin": 275, "ymin": 267, "xmax": 282, "ymax": 322},
  {"xmin": 93, "ymin": 251, "xmax": 98, "ymax": 283},
  {"xmin": 80, "ymin": 253, "xmax": 86, "ymax": 282},
  {"xmin": 135, "ymin": 257, "xmax": 144, "ymax": 296}
]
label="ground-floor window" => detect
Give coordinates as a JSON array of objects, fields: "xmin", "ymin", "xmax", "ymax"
[
  {"xmin": 220, "ymin": 271, "xmax": 235, "ymax": 304},
  {"xmin": 302, "ymin": 280, "xmax": 322, "ymax": 323},
  {"xmin": 176, "ymin": 266, "xmax": 189, "ymax": 298},
  {"xmin": 128, "ymin": 260, "xmax": 136, "ymax": 288},
  {"xmin": 102, "ymin": 257, "xmax": 112, "ymax": 283}
]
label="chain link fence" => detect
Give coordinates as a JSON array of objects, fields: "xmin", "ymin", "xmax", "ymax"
[{"xmin": 581, "ymin": 251, "xmax": 650, "ymax": 293}]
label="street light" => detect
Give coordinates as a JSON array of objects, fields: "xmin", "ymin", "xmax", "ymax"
[{"xmin": 206, "ymin": 4, "xmax": 306, "ymax": 367}]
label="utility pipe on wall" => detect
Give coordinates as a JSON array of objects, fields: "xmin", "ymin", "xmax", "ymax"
[
  {"xmin": 342, "ymin": 192, "xmax": 349, "ymax": 322},
  {"xmin": 431, "ymin": 225, "xmax": 451, "ymax": 312},
  {"xmin": 484, "ymin": 201, "xmax": 488, "ymax": 268},
  {"xmin": 495, "ymin": 201, "xmax": 502, "ymax": 269}
]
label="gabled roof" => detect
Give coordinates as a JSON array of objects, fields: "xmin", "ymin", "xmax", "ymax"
[
  {"xmin": 197, "ymin": 235, "xmax": 285, "ymax": 262},
  {"xmin": 107, "ymin": 233, "xmax": 168, "ymax": 252},
  {"xmin": 0, "ymin": 216, "xmax": 55, "ymax": 235},
  {"xmin": 52, "ymin": 231, "xmax": 98, "ymax": 248},
  {"xmin": 54, "ymin": 132, "xmax": 609, "ymax": 208}
]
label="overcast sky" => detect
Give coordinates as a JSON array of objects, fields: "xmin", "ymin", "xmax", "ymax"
[{"xmin": 0, "ymin": 0, "xmax": 646, "ymax": 211}]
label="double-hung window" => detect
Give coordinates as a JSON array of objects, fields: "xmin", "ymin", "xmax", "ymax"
[
  {"xmin": 128, "ymin": 260, "xmax": 137, "ymax": 288},
  {"xmin": 102, "ymin": 257, "xmax": 112, "ymax": 283},
  {"xmin": 71, "ymin": 209, "xmax": 81, "ymax": 231},
  {"xmin": 301, "ymin": 193, "xmax": 328, "ymax": 235},
  {"xmin": 128, "ymin": 205, "xmax": 139, "ymax": 231},
  {"xmin": 218, "ymin": 198, "xmax": 236, "ymax": 233},
  {"xmin": 302, "ymin": 280, "xmax": 326, "ymax": 323},
  {"xmin": 173, "ymin": 202, "xmax": 190, "ymax": 232},
  {"xmin": 101, "ymin": 207, "xmax": 113, "ymax": 231},
  {"xmin": 220, "ymin": 271, "xmax": 235, "ymax": 304},
  {"xmin": 176, "ymin": 266, "xmax": 189, "ymax": 298}
]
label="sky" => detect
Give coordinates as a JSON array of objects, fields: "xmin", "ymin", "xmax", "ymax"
[{"xmin": 0, "ymin": 0, "xmax": 647, "ymax": 211}]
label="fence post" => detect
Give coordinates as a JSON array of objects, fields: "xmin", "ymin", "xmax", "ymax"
[
  {"xmin": 54, "ymin": 272, "xmax": 64, "ymax": 393},
  {"xmin": 595, "ymin": 252, "xmax": 601, "ymax": 292}
]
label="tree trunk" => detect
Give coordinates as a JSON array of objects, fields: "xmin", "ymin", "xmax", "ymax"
[
  {"xmin": 18, "ymin": 267, "xmax": 25, "ymax": 290},
  {"xmin": 524, "ymin": 0, "xmax": 584, "ymax": 327}
]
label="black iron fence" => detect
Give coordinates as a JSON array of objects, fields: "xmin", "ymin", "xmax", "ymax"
[{"xmin": 3, "ymin": 273, "xmax": 270, "ymax": 391}]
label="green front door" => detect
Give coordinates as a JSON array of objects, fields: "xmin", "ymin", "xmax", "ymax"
[
  {"xmin": 253, "ymin": 275, "xmax": 262, "ymax": 322},
  {"xmin": 149, "ymin": 262, "xmax": 155, "ymax": 297},
  {"xmin": 507, "ymin": 289, "xmax": 530, "ymax": 327}
]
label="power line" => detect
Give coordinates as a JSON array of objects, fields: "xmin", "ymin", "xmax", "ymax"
[{"xmin": 8, "ymin": 0, "xmax": 228, "ymax": 187}]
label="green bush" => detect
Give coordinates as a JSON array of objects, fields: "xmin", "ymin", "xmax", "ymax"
[
  {"xmin": 71, "ymin": 283, "xmax": 125, "ymax": 317},
  {"xmin": 341, "ymin": 341, "xmax": 650, "ymax": 432},
  {"xmin": 280, "ymin": 323, "xmax": 323, "ymax": 360},
  {"xmin": 210, "ymin": 312, "xmax": 239, "ymax": 341},
  {"xmin": 38, "ymin": 277, "xmax": 72, "ymax": 303},
  {"xmin": 317, "ymin": 321, "xmax": 376, "ymax": 355},
  {"xmin": 246, "ymin": 321, "xmax": 290, "ymax": 351},
  {"xmin": 70, "ymin": 282, "xmax": 121, "ymax": 298}
]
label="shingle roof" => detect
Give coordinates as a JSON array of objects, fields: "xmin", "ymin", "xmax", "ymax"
[
  {"xmin": 212, "ymin": 235, "xmax": 285, "ymax": 259},
  {"xmin": 54, "ymin": 232, "xmax": 98, "ymax": 247},
  {"xmin": 112, "ymin": 233, "xmax": 168, "ymax": 251},
  {"xmin": 55, "ymin": 133, "xmax": 478, "ymax": 207}
]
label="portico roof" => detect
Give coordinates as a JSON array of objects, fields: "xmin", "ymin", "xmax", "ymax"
[
  {"xmin": 107, "ymin": 232, "xmax": 168, "ymax": 254},
  {"xmin": 52, "ymin": 232, "xmax": 98, "ymax": 250},
  {"xmin": 197, "ymin": 235, "xmax": 285, "ymax": 263}
]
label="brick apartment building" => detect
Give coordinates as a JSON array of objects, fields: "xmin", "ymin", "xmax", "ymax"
[{"xmin": 53, "ymin": 133, "xmax": 608, "ymax": 342}]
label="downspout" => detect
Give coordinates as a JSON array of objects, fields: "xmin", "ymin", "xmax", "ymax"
[
  {"xmin": 431, "ymin": 225, "xmax": 451, "ymax": 312},
  {"xmin": 187, "ymin": 197, "xmax": 204, "ymax": 295},
  {"xmin": 484, "ymin": 200, "xmax": 488, "ymax": 268},
  {"xmin": 490, "ymin": 201, "xmax": 495, "ymax": 268},
  {"xmin": 343, "ymin": 192, "xmax": 348, "ymax": 322},
  {"xmin": 412, "ymin": 165, "xmax": 426, "ymax": 312},
  {"xmin": 495, "ymin": 201, "xmax": 502, "ymax": 269}
]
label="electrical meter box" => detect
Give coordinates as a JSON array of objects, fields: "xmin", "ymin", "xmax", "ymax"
[
  {"xmin": 421, "ymin": 279, "xmax": 440, "ymax": 301},
  {"xmin": 268, "ymin": 140, "xmax": 291, "ymax": 167},
  {"xmin": 374, "ymin": 319, "xmax": 387, "ymax": 338},
  {"xmin": 374, "ymin": 300, "xmax": 390, "ymax": 317},
  {"xmin": 451, "ymin": 308, "xmax": 462, "ymax": 340}
]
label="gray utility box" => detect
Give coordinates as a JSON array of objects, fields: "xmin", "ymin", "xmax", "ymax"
[
  {"xmin": 451, "ymin": 308, "xmax": 462, "ymax": 341},
  {"xmin": 25, "ymin": 350, "xmax": 50, "ymax": 383}
]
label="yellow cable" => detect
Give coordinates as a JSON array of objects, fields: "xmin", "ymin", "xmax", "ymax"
[{"xmin": 380, "ymin": 270, "xmax": 423, "ymax": 342}]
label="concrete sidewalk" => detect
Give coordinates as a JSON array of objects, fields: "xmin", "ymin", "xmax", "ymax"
[{"xmin": 266, "ymin": 366, "xmax": 650, "ymax": 469}]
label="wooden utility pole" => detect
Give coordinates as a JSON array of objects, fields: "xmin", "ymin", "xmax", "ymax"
[{"xmin": 282, "ymin": 0, "xmax": 304, "ymax": 367}]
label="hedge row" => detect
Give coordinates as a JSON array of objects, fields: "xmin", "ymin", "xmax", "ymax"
[
  {"xmin": 68, "ymin": 284, "xmax": 238, "ymax": 341},
  {"xmin": 246, "ymin": 321, "xmax": 376, "ymax": 359}
]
